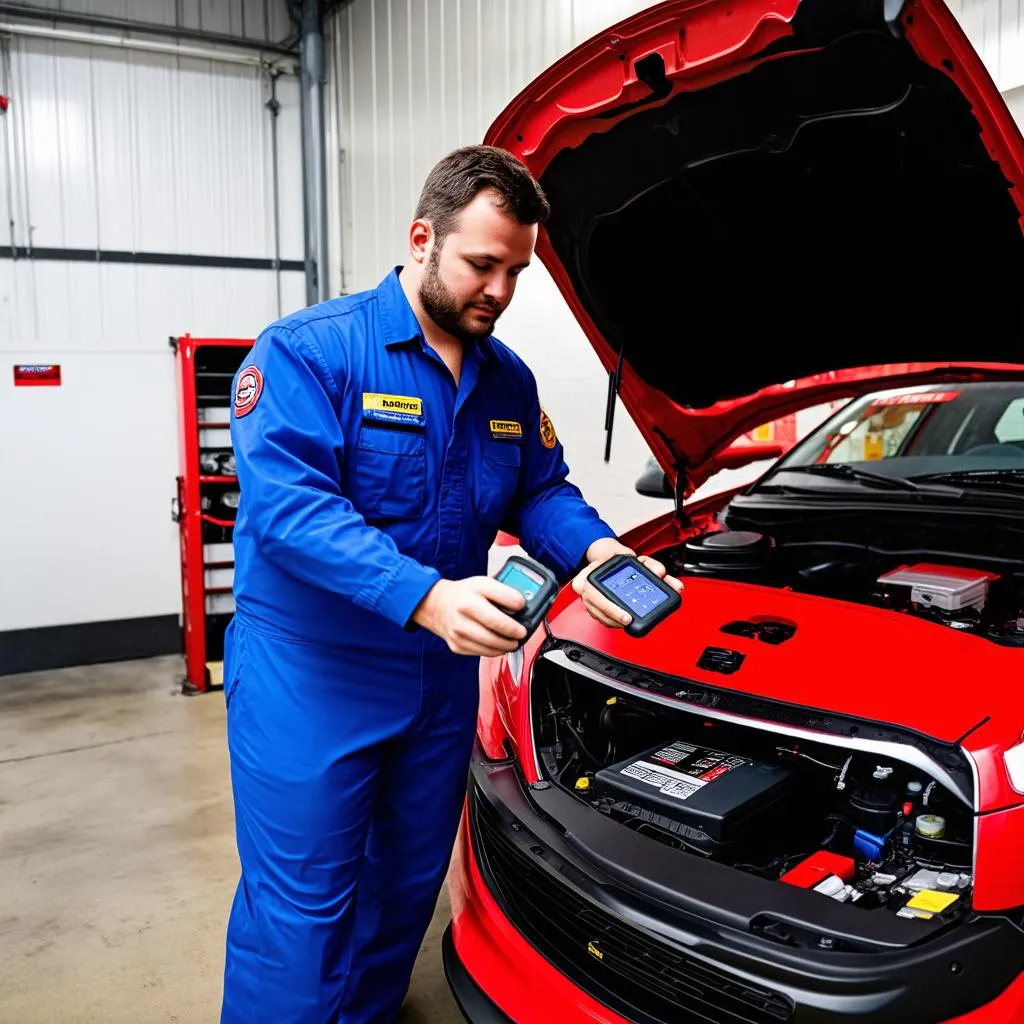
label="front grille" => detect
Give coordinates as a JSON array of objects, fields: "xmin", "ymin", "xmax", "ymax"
[{"xmin": 471, "ymin": 786, "xmax": 793, "ymax": 1024}]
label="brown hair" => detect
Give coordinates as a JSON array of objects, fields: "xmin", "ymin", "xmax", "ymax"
[{"xmin": 414, "ymin": 145, "xmax": 550, "ymax": 246}]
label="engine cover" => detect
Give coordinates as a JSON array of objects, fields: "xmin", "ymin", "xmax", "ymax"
[{"xmin": 878, "ymin": 563, "xmax": 999, "ymax": 612}]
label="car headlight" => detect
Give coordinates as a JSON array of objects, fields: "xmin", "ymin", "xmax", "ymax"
[
  {"xmin": 1004, "ymin": 741, "xmax": 1024, "ymax": 795},
  {"xmin": 506, "ymin": 647, "xmax": 524, "ymax": 685}
]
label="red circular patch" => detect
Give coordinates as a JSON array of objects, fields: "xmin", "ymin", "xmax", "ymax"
[{"xmin": 234, "ymin": 365, "xmax": 263, "ymax": 418}]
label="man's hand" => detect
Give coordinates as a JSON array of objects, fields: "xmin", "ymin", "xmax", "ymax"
[
  {"xmin": 572, "ymin": 537, "xmax": 683, "ymax": 629},
  {"xmin": 412, "ymin": 577, "xmax": 528, "ymax": 657}
]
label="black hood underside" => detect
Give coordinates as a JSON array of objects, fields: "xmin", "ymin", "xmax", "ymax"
[{"xmin": 540, "ymin": 9, "xmax": 1024, "ymax": 409}]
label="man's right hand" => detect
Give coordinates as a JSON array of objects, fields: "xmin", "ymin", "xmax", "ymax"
[{"xmin": 412, "ymin": 577, "xmax": 528, "ymax": 657}]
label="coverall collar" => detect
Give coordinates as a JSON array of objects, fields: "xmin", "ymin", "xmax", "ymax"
[{"xmin": 378, "ymin": 266, "xmax": 498, "ymax": 364}]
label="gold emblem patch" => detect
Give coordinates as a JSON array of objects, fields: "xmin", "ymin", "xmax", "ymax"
[
  {"xmin": 587, "ymin": 941, "xmax": 604, "ymax": 961},
  {"xmin": 489, "ymin": 419, "xmax": 523, "ymax": 440},
  {"xmin": 539, "ymin": 408, "xmax": 557, "ymax": 449}
]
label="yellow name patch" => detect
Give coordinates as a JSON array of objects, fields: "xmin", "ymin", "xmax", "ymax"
[
  {"xmin": 363, "ymin": 393, "xmax": 423, "ymax": 415},
  {"xmin": 489, "ymin": 419, "xmax": 523, "ymax": 439}
]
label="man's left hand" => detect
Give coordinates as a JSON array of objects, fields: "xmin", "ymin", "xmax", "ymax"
[{"xmin": 572, "ymin": 537, "xmax": 683, "ymax": 629}]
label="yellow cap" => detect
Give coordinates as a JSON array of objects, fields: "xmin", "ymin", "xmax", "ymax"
[
  {"xmin": 606, "ymin": 697, "xmax": 618, "ymax": 706},
  {"xmin": 575, "ymin": 777, "xmax": 591, "ymax": 791}
]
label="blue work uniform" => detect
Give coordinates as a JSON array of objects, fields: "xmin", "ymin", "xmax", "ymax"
[{"xmin": 221, "ymin": 267, "xmax": 614, "ymax": 1023}]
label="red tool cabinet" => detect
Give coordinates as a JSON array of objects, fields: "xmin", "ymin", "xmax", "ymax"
[{"xmin": 172, "ymin": 335, "xmax": 253, "ymax": 694}]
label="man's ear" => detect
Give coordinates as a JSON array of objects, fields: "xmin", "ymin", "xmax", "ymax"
[{"xmin": 409, "ymin": 218, "xmax": 433, "ymax": 266}]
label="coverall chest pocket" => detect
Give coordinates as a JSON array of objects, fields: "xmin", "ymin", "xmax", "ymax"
[
  {"xmin": 352, "ymin": 426, "xmax": 427, "ymax": 520},
  {"xmin": 476, "ymin": 443, "xmax": 521, "ymax": 527}
]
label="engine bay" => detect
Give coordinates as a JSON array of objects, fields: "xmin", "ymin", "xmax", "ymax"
[
  {"xmin": 533, "ymin": 657, "xmax": 976, "ymax": 931},
  {"xmin": 652, "ymin": 512, "xmax": 1024, "ymax": 646}
]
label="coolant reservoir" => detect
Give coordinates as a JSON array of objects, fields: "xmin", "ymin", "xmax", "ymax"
[{"xmin": 915, "ymin": 814, "xmax": 946, "ymax": 839}]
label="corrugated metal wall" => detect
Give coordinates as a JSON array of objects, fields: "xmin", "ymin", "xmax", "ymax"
[
  {"xmin": 947, "ymin": 0, "xmax": 1024, "ymax": 122},
  {"xmin": 325, "ymin": 0, "xmax": 652, "ymax": 297},
  {"xmin": 947, "ymin": 0, "xmax": 1024, "ymax": 93},
  {"xmin": 0, "ymin": 0, "xmax": 304, "ymax": 634},
  {"xmin": 324, "ymin": 0, "xmax": 1024, "ymax": 538}
]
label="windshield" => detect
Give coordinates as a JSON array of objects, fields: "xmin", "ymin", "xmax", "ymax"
[{"xmin": 763, "ymin": 381, "xmax": 1024, "ymax": 482}]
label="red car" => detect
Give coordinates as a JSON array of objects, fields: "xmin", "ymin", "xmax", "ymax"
[{"xmin": 442, "ymin": 1, "xmax": 1024, "ymax": 1022}]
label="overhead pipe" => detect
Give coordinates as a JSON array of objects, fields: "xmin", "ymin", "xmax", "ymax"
[
  {"xmin": 0, "ymin": 21, "xmax": 298, "ymax": 73},
  {"xmin": 0, "ymin": 37, "xmax": 14, "ymax": 257},
  {"xmin": 266, "ymin": 72, "xmax": 284, "ymax": 317},
  {"xmin": 0, "ymin": 1, "xmax": 297, "ymax": 56}
]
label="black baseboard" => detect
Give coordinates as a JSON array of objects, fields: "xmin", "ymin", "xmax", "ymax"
[{"xmin": 0, "ymin": 614, "xmax": 182, "ymax": 677}]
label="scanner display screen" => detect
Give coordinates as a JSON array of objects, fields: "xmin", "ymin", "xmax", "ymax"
[
  {"xmin": 501, "ymin": 563, "xmax": 543, "ymax": 599},
  {"xmin": 600, "ymin": 564, "xmax": 669, "ymax": 618}
]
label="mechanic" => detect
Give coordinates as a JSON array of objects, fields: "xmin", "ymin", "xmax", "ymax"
[{"xmin": 220, "ymin": 144, "xmax": 682, "ymax": 1023}]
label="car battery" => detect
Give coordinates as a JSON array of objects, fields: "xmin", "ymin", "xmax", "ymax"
[{"xmin": 594, "ymin": 739, "xmax": 792, "ymax": 849}]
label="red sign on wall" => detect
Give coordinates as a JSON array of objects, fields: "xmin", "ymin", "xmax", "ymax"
[{"xmin": 13, "ymin": 364, "xmax": 61, "ymax": 386}]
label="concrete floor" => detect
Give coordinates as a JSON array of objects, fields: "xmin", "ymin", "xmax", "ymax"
[{"xmin": 0, "ymin": 655, "xmax": 464, "ymax": 1024}]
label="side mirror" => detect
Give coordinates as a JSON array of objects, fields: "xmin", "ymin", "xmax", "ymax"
[
  {"xmin": 634, "ymin": 442, "xmax": 787, "ymax": 500},
  {"xmin": 711, "ymin": 440, "xmax": 786, "ymax": 472},
  {"xmin": 635, "ymin": 458, "xmax": 673, "ymax": 498}
]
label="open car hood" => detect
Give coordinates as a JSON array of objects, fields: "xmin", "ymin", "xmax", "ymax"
[{"xmin": 484, "ymin": 0, "xmax": 1024, "ymax": 490}]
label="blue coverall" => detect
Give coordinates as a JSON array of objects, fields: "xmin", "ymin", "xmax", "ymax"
[{"xmin": 221, "ymin": 267, "xmax": 615, "ymax": 1023}]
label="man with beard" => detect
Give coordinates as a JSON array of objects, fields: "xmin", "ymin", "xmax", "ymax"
[{"xmin": 221, "ymin": 145, "xmax": 680, "ymax": 1023}]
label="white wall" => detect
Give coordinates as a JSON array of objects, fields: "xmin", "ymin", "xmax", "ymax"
[
  {"xmin": 325, "ymin": 0, "xmax": 1024, "ymax": 537},
  {"xmin": 0, "ymin": 1, "xmax": 305, "ymax": 634}
]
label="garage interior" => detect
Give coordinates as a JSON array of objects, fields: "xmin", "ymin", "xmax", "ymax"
[{"xmin": 1, "ymin": 1, "xmax": 1022, "ymax": 1022}]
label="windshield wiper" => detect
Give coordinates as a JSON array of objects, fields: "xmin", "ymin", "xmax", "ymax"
[
  {"xmin": 778, "ymin": 463, "xmax": 926, "ymax": 492},
  {"xmin": 753, "ymin": 463, "xmax": 1024, "ymax": 509},
  {"xmin": 915, "ymin": 468, "xmax": 1024, "ymax": 494}
]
